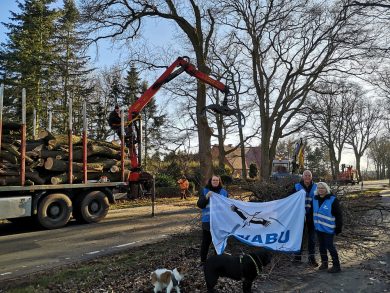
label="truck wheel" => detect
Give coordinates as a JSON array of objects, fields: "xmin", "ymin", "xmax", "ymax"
[
  {"xmin": 37, "ymin": 193, "xmax": 72, "ymax": 229},
  {"xmin": 76, "ymin": 191, "xmax": 109, "ymax": 223}
]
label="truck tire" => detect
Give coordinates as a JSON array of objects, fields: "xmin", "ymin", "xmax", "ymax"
[
  {"xmin": 75, "ymin": 190, "xmax": 109, "ymax": 223},
  {"xmin": 37, "ymin": 193, "xmax": 72, "ymax": 229}
]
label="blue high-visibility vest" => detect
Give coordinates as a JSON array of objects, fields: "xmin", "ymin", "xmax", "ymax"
[
  {"xmin": 313, "ymin": 195, "xmax": 336, "ymax": 234},
  {"xmin": 201, "ymin": 188, "xmax": 228, "ymax": 222},
  {"xmin": 295, "ymin": 182, "xmax": 317, "ymax": 213}
]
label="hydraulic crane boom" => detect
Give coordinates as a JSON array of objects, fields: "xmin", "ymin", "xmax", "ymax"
[
  {"xmin": 124, "ymin": 56, "xmax": 243, "ymax": 197},
  {"xmin": 128, "ymin": 56, "xmax": 229, "ymax": 115}
]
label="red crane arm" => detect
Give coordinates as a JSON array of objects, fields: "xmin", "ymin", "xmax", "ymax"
[{"xmin": 127, "ymin": 56, "xmax": 229, "ymax": 118}]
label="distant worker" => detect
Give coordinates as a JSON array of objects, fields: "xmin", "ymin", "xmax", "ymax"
[
  {"xmin": 177, "ymin": 175, "xmax": 190, "ymax": 199},
  {"xmin": 108, "ymin": 104, "xmax": 122, "ymax": 137},
  {"xmin": 289, "ymin": 169, "xmax": 318, "ymax": 267}
]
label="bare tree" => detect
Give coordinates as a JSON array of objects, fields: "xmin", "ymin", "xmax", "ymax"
[
  {"xmin": 346, "ymin": 98, "xmax": 383, "ymax": 180},
  {"xmin": 208, "ymin": 36, "xmax": 260, "ymax": 179},
  {"xmin": 349, "ymin": 1, "xmax": 390, "ymax": 9},
  {"xmin": 304, "ymin": 80, "xmax": 359, "ymax": 179},
  {"xmin": 220, "ymin": 0, "xmax": 379, "ymax": 179},
  {"xmin": 80, "ymin": 0, "xmax": 223, "ymax": 183},
  {"xmin": 368, "ymin": 137, "xmax": 390, "ymax": 182}
]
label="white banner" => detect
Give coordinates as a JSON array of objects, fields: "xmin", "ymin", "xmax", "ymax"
[{"xmin": 210, "ymin": 190, "xmax": 306, "ymax": 254}]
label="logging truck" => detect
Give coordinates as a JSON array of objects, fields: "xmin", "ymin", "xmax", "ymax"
[
  {"xmin": 0, "ymin": 85, "xmax": 133, "ymax": 229},
  {"xmin": 0, "ymin": 56, "xmax": 241, "ymax": 229}
]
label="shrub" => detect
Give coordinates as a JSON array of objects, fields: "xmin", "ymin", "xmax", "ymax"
[
  {"xmin": 249, "ymin": 163, "xmax": 258, "ymax": 178},
  {"xmin": 241, "ymin": 179, "xmax": 296, "ymax": 202},
  {"xmin": 221, "ymin": 174, "xmax": 233, "ymax": 185},
  {"xmin": 156, "ymin": 187, "xmax": 180, "ymax": 198},
  {"xmin": 155, "ymin": 173, "xmax": 176, "ymax": 188}
]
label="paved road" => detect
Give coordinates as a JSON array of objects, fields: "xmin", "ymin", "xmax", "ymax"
[
  {"xmin": 0, "ymin": 203, "xmax": 198, "ymax": 282},
  {"xmin": 341, "ymin": 179, "xmax": 389, "ymax": 192}
]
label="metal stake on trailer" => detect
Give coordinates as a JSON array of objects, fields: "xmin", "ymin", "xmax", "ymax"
[
  {"xmin": 82, "ymin": 101, "xmax": 88, "ymax": 183},
  {"xmin": 0, "ymin": 83, "xmax": 3, "ymax": 155},
  {"xmin": 68, "ymin": 97, "xmax": 73, "ymax": 184},
  {"xmin": 120, "ymin": 108, "xmax": 125, "ymax": 182},
  {"xmin": 20, "ymin": 89, "xmax": 26, "ymax": 186}
]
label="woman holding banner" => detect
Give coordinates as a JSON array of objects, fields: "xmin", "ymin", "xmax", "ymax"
[
  {"xmin": 197, "ymin": 175, "xmax": 228, "ymax": 267},
  {"xmin": 313, "ymin": 182, "xmax": 343, "ymax": 273}
]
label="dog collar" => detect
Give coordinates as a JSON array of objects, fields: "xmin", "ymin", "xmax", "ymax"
[
  {"xmin": 171, "ymin": 274, "xmax": 178, "ymax": 287},
  {"xmin": 247, "ymin": 254, "xmax": 261, "ymax": 276}
]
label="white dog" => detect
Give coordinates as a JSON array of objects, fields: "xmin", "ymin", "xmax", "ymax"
[{"xmin": 150, "ymin": 267, "xmax": 184, "ymax": 293}]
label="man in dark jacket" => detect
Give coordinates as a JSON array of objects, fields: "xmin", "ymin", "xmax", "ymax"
[
  {"xmin": 108, "ymin": 105, "xmax": 122, "ymax": 137},
  {"xmin": 289, "ymin": 170, "xmax": 318, "ymax": 267}
]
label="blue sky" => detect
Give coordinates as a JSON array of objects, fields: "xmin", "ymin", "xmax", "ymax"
[{"xmin": 0, "ymin": 0, "xmax": 173, "ymax": 69}]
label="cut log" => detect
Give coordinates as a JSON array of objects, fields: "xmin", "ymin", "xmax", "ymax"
[
  {"xmin": 37, "ymin": 129, "xmax": 55, "ymax": 142},
  {"xmin": 47, "ymin": 134, "xmax": 83, "ymax": 150},
  {"xmin": 26, "ymin": 171, "xmax": 47, "ymax": 184},
  {"xmin": 2, "ymin": 143, "xmax": 34, "ymax": 164},
  {"xmin": 89, "ymin": 144, "xmax": 121, "ymax": 159},
  {"xmin": 38, "ymin": 150, "xmax": 66, "ymax": 160},
  {"xmin": 0, "ymin": 175, "xmax": 34, "ymax": 186},
  {"xmin": 0, "ymin": 150, "xmax": 18, "ymax": 164},
  {"xmin": 26, "ymin": 139, "xmax": 46, "ymax": 151},
  {"xmin": 110, "ymin": 165, "xmax": 120, "ymax": 173},
  {"xmin": 88, "ymin": 139, "xmax": 125, "ymax": 151},
  {"xmin": 50, "ymin": 172, "xmax": 101, "ymax": 185},
  {"xmin": 50, "ymin": 170, "xmax": 129, "ymax": 185},
  {"xmin": 44, "ymin": 157, "xmax": 104, "ymax": 172}
]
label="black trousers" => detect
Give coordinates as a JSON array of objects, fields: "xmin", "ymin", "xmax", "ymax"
[
  {"xmin": 201, "ymin": 229, "xmax": 213, "ymax": 263},
  {"xmin": 317, "ymin": 231, "xmax": 340, "ymax": 267},
  {"xmin": 294, "ymin": 220, "xmax": 316, "ymax": 260}
]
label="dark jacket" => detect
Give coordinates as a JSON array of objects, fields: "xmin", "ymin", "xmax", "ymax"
[
  {"xmin": 311, "ymin": 194, "xmax": 343, "ymax": 235},
  {"xmin": 289, "ymin": 180, "xmax": 316, "ymax": 223},
  {"xmin": 288, "ymin": 180, "xmax": 315, "ymax": 196},
  {"xmin": 197, "ymin": 185, "xmax": 228, "ymax": 231},
  {"xmin": 108, "ymin": 110, "xmax": 121, "ymax": 129}
]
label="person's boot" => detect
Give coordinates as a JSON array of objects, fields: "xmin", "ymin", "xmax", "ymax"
[
  {"xmin": 308, "ymin": 256, "xmax": 319, "ymax": 267},
  {"xmin": 328, "ymin": 264, "xmax": 341, "ymax": 273},
  {"xmin": 318, "ymin": 262, "xmax": 328, "ymax": 270}
]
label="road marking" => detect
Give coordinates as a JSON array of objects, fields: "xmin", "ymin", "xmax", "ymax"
[
  {"xmin": 113, "ymin": 241, "xmax": 141, "ymax": 248},
  {"xmin": 112, "ymin": 235, "xmax": 169, "ymax": 249},
  {"xmin": 0, "ymin": 272, "xmax": 12, "ymax": 276},
  {"xmin": 86, "ymin": 251, "xmax": 100, "ymax": 255}
]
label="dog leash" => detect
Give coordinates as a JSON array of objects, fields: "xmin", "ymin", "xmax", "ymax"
[{"xmin": 247, "ymin": 254, "xmax": 261, "ymax": 276}]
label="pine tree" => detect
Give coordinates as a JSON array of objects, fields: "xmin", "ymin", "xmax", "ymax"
[
  {"xmin": 140, "ymin": 81, "xmax": 166, "ymax": 167},
  {"xmin": 53, "ymin": 0, "xmax": 93, "ymax": 134},
  {"xmin": 0, "ymin": 0, "xmax": 59, "ymax": 132},
  {"xmin": 124, "ymin": 65, "xmax": 140, "ymax": 106}
]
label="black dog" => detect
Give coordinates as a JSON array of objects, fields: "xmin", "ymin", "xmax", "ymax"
[{"xmin": 204, "ymin": 249, "xmax": 272, "ymax": 293}]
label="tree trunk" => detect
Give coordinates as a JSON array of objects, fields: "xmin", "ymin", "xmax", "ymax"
[
  {"xmin": 44, "ymin": 157, "xmax": 104, "ymax": 172},
  {"xmin": 196, "ymin": 62, "xmax": 213, "ymax": 184},
  {"xmin": 259, "ymin": 125, "xmax": 272, "ymax": 180},
  {"xmin": 198, "ymin": 115, "xmax": 213, "ymax": 184},
  {"xmin": 354, "ymin": 152, "xmax": 362, "ymax": 181}
]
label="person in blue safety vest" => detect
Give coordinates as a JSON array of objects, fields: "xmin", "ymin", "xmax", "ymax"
[
  {"xmin": 196, "ymin": 175, "xmax": 228, "ymax": 267},
  {"xmin": 312, "ymin": 181, "xmax": 343, "ymax": 273},
  {"xmin": 288, "ymin": 170, "xmax": 318, "ymax": 267}
]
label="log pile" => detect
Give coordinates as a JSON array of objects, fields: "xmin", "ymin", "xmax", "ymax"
[{"xmin": 0, "ymin": 125, "xmax": 130, "ymax": 186}]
